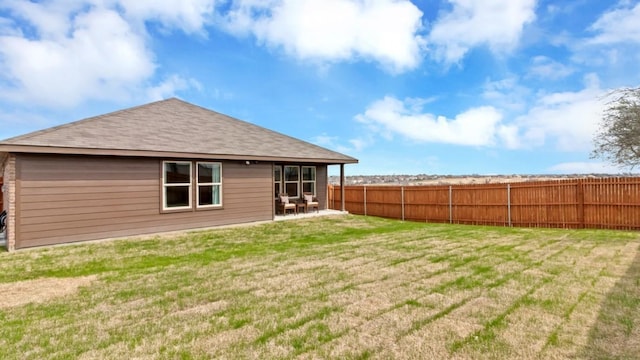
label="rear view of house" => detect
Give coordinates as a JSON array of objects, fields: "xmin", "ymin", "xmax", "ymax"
[{"xmin": 0, "ymin": 98, "xmax": 357, "ymax": 251}]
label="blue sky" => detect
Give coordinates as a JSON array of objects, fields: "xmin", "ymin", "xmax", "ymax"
[{"xmin": 1, "ymin": 0, "xmax": 639, "ymax": 176}]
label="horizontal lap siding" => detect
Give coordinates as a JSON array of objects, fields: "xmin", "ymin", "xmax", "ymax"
[
  {"xmin": 316, "ymin": 165, "xmax": 327, "ymax": 209},
  {"xmin": 15, "ymin": 154, "xmax": 272, "ymax": 249}
]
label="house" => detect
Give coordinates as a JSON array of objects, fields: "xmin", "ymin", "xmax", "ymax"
[{"xmin": 0, "ymin": 98, "xmax": 357, "ymax": 251}]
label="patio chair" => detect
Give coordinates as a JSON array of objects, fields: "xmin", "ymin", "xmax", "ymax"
[
  {"xmin": 277, "ymin": 194, "xmax": 297, "ymax": 216},
  {"xmin": 0, "ymin": 210, "xmax": 6, "ymax": 233},
  {"xmin": 303, "ymin": 193, "xmax": 319, "ymax": 213}
]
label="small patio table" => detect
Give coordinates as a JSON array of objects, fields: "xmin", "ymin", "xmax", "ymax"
[{"xmin": 296, "ymin": 202, "xmax": 306, "ymax": 214}]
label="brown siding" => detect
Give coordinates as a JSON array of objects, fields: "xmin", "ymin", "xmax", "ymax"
[
  {"xmin": 15, "ymin": 154, "xmax": 272, "ymax": 249},
  {"xmin": 316, "ymin": 165, "xmax": 327, "ymax": 209}
]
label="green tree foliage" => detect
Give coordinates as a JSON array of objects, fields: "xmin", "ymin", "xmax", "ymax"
[{"xmin": 591, "ymin": 87, "xmax": 640, "ymax": 169}]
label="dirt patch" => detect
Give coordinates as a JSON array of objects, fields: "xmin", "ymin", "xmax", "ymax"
[{"xmin": 0, "ymin": 275, "xmax": 97, "ymax": 308}]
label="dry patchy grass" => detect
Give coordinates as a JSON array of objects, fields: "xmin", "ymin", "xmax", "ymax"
[{"xmin": 1, "ymin": 215, "xmax": 639, "ymax": 359}]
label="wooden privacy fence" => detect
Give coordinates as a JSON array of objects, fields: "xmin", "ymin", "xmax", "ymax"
[{"xmin": 328, "ymin": 177, "xmax": 640, "ymax": 230}]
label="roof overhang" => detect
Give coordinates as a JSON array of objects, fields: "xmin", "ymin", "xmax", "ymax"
[{"xmin": 0, "ymin": 144, "xmax": 359, "ymax": 165}]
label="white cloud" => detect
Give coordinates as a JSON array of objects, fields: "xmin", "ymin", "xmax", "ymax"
[
  {"xmin": 482, "ymin": 76, "xmax": 530, "ymax": 112},
  {"xmin": 348, "ymin": 137, "xmax": 371, "ymax": 152},
  {"xmin": 0, "ymin": 0, "xmax": 212, "ymax": 108},
  {"xmin": 428, "ymin": 0, "xmax": 537, "ymax": 64},
  {"xmin": 477, "ymin": 74, "xmax": 608, "ymax": 152},
  {"xmin": 513, "ymin": 74, "xmax": 605, "ymax": 151},
  {"xmin": 573, "ymin": 2, "xmax": 640, "ymax": 74},
  {"xmin": 355, "ymin": 96, "xmax": 508, "ymax": 146},
  {"xmin": 147, "ymin": 75, "xmax": 203, "ymax": 102},
  {"xmin": 588, "ymin": 2, "xmax": 640, "ymax": 44},
  {"xmin": 312, "ymin": 134, "xmax": 339, "ymax": 147},
  {"xmin": 114, "ymin": 0, "xmax": 216, "ymax": 34},
  {"xmin": 220, "ymin": 0, "xmax": 425, "ymax": 72},
  {"xmin": 360, "ymin": 75, "xmax": 607, "ymax": 152},
  {"xmin": 0, "ymin": 0, "xmax": 74, "ymax": 39},
  {"xmin": 527, "ymin": 56, "xmax": 574, "ymax": 80},
  {"xmin": 0, "ymin": 7, "xmax": 155, "ymax": 107},
  {"xmin": 312, "ymin": 133, "xmax": 370, "ymax": 153}
]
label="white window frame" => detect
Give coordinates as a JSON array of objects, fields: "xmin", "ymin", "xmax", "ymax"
[
  {"xmin": 162, "ymin": 161, "xmax": 192, "ymax": 211},
  {"xmin": 196, "ymin": 162, "xmax": 223, "ymax": 209},
  {"xmin": 274, "ymin": 165, "xmax": 282, "ymax": 198},
  {"xmin": 302, "ymin": 166, "xmax": 316, "ymax": 196},
  {"xmin": 284, "ymin": 165, "xmax": 300, "ymax": 198}
]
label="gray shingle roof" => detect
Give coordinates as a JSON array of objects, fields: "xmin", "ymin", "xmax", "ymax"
[{"xmin": 0, "ymin": 98, "xmax": 357, "ymax": 164}]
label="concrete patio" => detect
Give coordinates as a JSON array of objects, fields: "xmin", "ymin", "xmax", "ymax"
[{"xmin": 274, "ymin": 209, "xmax": 348, "ymax": 221}]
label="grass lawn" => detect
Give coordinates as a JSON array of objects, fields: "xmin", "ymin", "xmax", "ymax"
[{"xmin": 1, "ymin": 215, "xmax": 639, "ymax": 359}]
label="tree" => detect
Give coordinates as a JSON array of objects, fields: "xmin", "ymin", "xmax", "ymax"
[{"xmin": 591, "ymin": 87, "xmax": 640, "ymax": 169}]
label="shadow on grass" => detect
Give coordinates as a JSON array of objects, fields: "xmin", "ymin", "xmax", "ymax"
[{"xmin": 578, "ymin": 243, "xmax": 640, "ymax": 360}]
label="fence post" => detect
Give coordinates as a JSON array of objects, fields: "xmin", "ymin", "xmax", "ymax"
[
  {"xmin": 364, "ymin": 186, "xmax": 367, "ymax": 216},
  {"xmin": 507, "ymin": 183, "xmax": 512, "ymax": 227},
  {"xmin": 577, "ymin": 180, "xmax": 584, "ymax": 229},
  {"xmin": 449, "ymin": 185, "xmax": 453, "ymax": 224},
  {"xmin": 401, "ymin": 186, "xmax": 405, "ymax": 221}
]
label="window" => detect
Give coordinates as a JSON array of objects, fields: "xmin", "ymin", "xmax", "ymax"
[
  {"xmin": 284, "ymin": 165, "xmax": 300, "ymax": 197},
  {"xmin": 197, "ymin": 162, "xmax": 222, "ymax": 208},
  {"xmin": 162, "ymin": 160, "xmax": 223, "ymax": 211},
  {"xmin": 302, "ymin": 166, "xmax": 316, "ymax": 195},
  {"xmin": 274, "ymin": 166, "xmax": 282, "ymax": 198},
  {"xmin": 163, "ymin": 161, "xmax": 192, "ymax": 210}
]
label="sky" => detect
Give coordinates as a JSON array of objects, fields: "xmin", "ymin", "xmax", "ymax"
[{"xmin": 1, "ymin": 0, "xmax": 640, "ymax": 176}]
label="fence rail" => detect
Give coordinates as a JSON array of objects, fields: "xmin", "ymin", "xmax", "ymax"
[{"xmin": 328, "ymin": 177, "xmax": 640, "ymax": 230}]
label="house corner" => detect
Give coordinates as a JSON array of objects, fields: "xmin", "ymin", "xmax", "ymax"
[{"xmin": 2, "ymin": 154, "xmax": 16, "ymax": 252}]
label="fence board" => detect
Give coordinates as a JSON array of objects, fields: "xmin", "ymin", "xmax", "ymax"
[
  {"xmin": 510, "ymin": 181, "xmax": 580, "ymax": 228},
  {"xmin": 362, "ymin": 186, "xmax": 403, "ymax": 219},
  {"xmin": 451, "ymin": 184, "xmax": 508, "ymax": 226},
  {"xmin": 329, "ymin": 177, "xmax": 640, "ymax": 230},
  {"xmin": 582, "ymin": 177, "xmax": 640, "ymax": 229},
  {"xmin": 404, "ymin": 186, "xmax": 450, "ymax": 223}
]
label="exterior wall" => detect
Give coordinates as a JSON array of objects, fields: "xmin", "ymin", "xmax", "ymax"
[
  {"xmin": 14, "ymin": 154, "xmax": 273, "ymax": 249},
  {"xmin": 316, "ymin": 165, "xmax": 328, "ymax": 209},
  {"xmin": 3, "ymin": 154, "xmax": 16, "ymax": 251}
]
